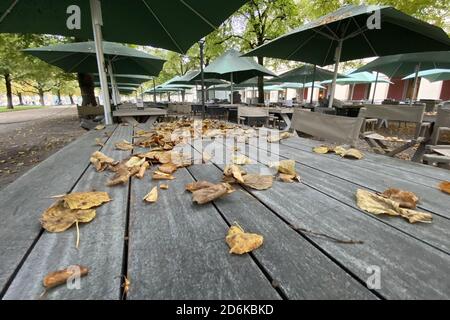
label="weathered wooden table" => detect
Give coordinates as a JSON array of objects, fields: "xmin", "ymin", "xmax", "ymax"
[{"xmin": 0, "ymin": 123, "xmax": 449, "ymax": 300}]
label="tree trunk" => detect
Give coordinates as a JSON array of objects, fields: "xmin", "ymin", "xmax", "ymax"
[
  {"xmin": 38, "ymin": 89, "xmax": 45, "ymax": 106},
  {"xmin": 56, "ymin": 89, "xmax": 62, "ymax": 105},
  {"xmin": 77, "ymin": 73, "xmax": 97, "ymax": 106},
  {"xmin": 4, "ymin": 73, "xmax": 13, "ymax": 109},
  {"xmin": 69, "ymin": 94, "xmax": 75, "ymax": 105},
  {"xmin": 17, "ymin": 92, "xmax": 24, "ymax": 105},
  {"xmin": 257, "ymin": 56, "xmax": 265, "ymax": 104}
]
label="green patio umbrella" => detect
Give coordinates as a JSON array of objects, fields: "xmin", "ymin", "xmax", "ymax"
[
  {"xmin": 244, "ymin": 4, "xmax": 450, "ymax": 108},
  {"xmin": 24, "ymin": 41, "xmax": 165, "ymax": 107},
  {"xmin": 355, "ymin": 51, "xmax": 450, "ymax": 103},
  {"xmin": 94, "ymin": 82, "xmax": 141, "ymax": 88},
  {"xmin": 0, "ymin": 0, "xmax": 248, "ymax": 124},
  {"xmin": 194, "ymin": 49, "xmax": 276, "ymax": 104},
  {"xmin": 169, "ymin": 70, "xmax": 227, "ymax": 87},
  {"xmin": 403, "ymin": 69, "xmax": 450, "ymax": 83},
  {"xmin": 93, "ymin": 74, "xmax": 153, "ymax": 85},
  {"xmin": 280, "ymin": 82, "xmax": 325, "ymax": 89},
  {"xmin": 267, "ymin": 65, "xmax": 345, "ymax": 103}
]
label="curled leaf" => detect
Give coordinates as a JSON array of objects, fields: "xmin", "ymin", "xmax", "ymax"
[
  {"xmin": 225, "ymin": 225, "xmax": 263, "ymax": 255},
  {"xmin": 95, "ymin": 124, "xmax": 105, "ymax": 130},
  {"xmin": 135, "ymin": 162, "xmax": 150, "ymax": 179},
  {"xmin": 268, "ymin": 132, "xmax": 293, "ymax": 143},
  {"xmin": 381, "ymin": 188, "xmax": 418, "ymax": 209},
  {"xmin": 41, "ymin": 201, "xmax": 96, "ymax": 232},
  {"xmin": 356, "ymin": 189, "xmax": 432, "ymax": 224},
  {"xmin": 95, "ymin": 138, "xmax": 105, "ymax": 147},
  {"xmin": 158, "ymin": 163, "xmax": 178, "ymax": 174},
  {"xmin": 160, "ymin": 184, "xmax": 169, "ymax": 190},
  {"xmin": 279, "ymin": 173, "xmax": 301, "ymax": 183},
  {"xmin": 186, "ymin": 181, "xmax": 215, "ymax": 192},
  {"xmin": 242, "ymin": 174, "xmax": 273, "ymax": 190},
  {"xmin": 63, "ymin": 192, "xmax": 111, "ymax": 210},
  {"xmin": 90, "ymin": 151, "xmax": 117, "ymax": 172},
  {"xmin": 223, "ymin": 164, "xmax": 245, "ymax": 184},
  {"xmin": 313, "ymin": 146, "xmax": 333, "ymax": 154},
  {"xmin": 144, "ymin": 186, "xmax": 158, "ymax": 203},
  {"xmin": 43, "ymin": 265, "xmax": 89, "ymax": 289},
  {"xmin": 152, "ymin": 171, "xmax": 175, "ymax": 180},
  {"xmin": 115, "ymin": 140, "xmax": 133, "ymax": 151},
  {"xmin": 125, "ymin": 156, "xmax": 146, "ymax": 168},
  {"xmin": 342, "ymin": 148, "xmax": 364, "ymax": 159},
  {"xmin": 232, "ymin": 155, "xmax": 252, "ymax": 165},
  {"xmin": 438, "ymin": 181, "xmax": 450, "ymax": 195},
  {"xmin": 192, "ymin": 183, "xmax": 234, "ymax": 204}
]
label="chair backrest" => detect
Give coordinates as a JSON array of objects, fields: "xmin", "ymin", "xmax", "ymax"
[
  {"xmin": 431, "ymin": 105, "xmax": 450, "ymax": 144},
  {"xmin": 359, "ymin": 104, "xmax": 425, "ymax": 123},
  {"xmin": 291, "ymin": 108, "xmax": 364, "ymax": 146},
  {"xmin": 167, "ymin": 103, "xmax": 178, "ymax": 113},
  {"xmin": 238, "ymin": 106, "xmax": 269, "ymax": 118},
  {"xmin": 176, "ymin": 104, "xmax": 191, "ymax": 114}
]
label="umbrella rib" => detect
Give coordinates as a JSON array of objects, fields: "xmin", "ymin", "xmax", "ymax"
[
  {"xmin": 285, "ymin": 32, "xmax": 320, "ymax": 61},
  {"xmin": 141, "ymin": 0, "xmax": 184, "ymax": 53},
  {"xmin": 349, "ymin": 17, "xmax": 378, "ymax": 57},
  {"xmin": 321, "ymin": 38, "xmax": 335, "ymax": 66},
  {"xmin": 0, "ymin": 0, "xmax": 19, "ymax": 24},
  {"xmin": 67, "ymin": 54, "xmax": 92, "ymax": 73},
  {"xmin": 179, "ymin": 0, "xmax": 217, "ymax": 29}
]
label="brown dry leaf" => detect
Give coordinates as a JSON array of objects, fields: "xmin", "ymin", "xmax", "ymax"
[
  {"xmin": 160, "ymin": 184, "xmax": 169, "ymax": 190},
  {"xmin": 267, "ymin": 132, "xmax": 293, "ymax": 143},
  {"xmin": 223, "ymin": 164, "xmax": 245, "ymax": 183},
  {"xmin": 356, "ymin": 189, "xmax": 432, "ymax": 224},
  {"xmin": 334, "ymin": 146, "xmax": 347, "ymax": 156},
  {"xmin": 271, "ymin": 160, "xmax": 298, "ymax": 178},
  {"xmin": 438, "ymin": 181, "xmax": 450, "ymax": 195},
  {"xmin": 342, "ymin": 148, "xmax": 364, "ymax": 160},
  {"xmin": 242, "ymin": 174, "xmax": 273, "ymax": 190},
  {"xmin": 225, "ymin": 224, "xmax": 263, "ymax": 255},
  {"xmin": 63, "ymin": 192, "xmax": 111, "ymax": 210},
  {"xmin": 158, "ymin": 163, "xmax": 178, "ymax": 174},
  {"xmin": 279, "ymin": 173, "xmax": 300, "ymax": 183},
  {"xmin": 95, "ymin": 138, "xmax": 105, "ymax": 147},
  {"xmin": 90, "ymin": 151, "xmax": 117, "ymax": 172},
  {"xmin": 185, "ymin": 181, "xmax": 215, "ymax": 192},
  {"xmin": 381, "ymin": 188, "xmax": 419, "ymax": 209},
  {"xmin": 95, "ymin": 124, "xmax": 105, "ymax": 130},
  {"xmin": 232, "ymin": 155, "xmax": 252, "ymax": 165},
  {"xmin": 41, "ymin": 201, "xmax": 96, "ymax": 232},
  {"xmin": 125, "ymin": 156, "xmax": 146, "ymax": 168},
  {"xmin": 135, "ymin": 162, "xmax": 150, "ymax": 179},
  {"xmin": 115, "ymin": 140, "xmax": 133, "ymax": 151},
  {"xmin": 43, "ymin": 265, "xmax": 89, "ymax": 289},
  {"xmin": 152, "ymin": 171, "xmax": 175, "ymax": 180},
  {"xmin": 202, "ymin": 151, "xmax": 212, "ymax": 163},
  {"xmin": 192, "ymin": 183, "xmax": 234, "ymax": 204},
  {"xmin": 107, "ymin": 164, "xmax": 132, "ymax": 186},
  {"xmin": 170, "ymin": 152, "xmax": 192, "ymax": 167},
  {"xmin": 313, "ymin": 145, "xmax": 333, "ymax": 154},
  {"xmin": 143, "ymin": 186, "xmax": 158, "ymax": 203}
]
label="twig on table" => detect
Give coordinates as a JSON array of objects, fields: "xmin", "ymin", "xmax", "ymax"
[{"xmin": 290, "ymin": 225, "xmax": 364, "ymax": 244}]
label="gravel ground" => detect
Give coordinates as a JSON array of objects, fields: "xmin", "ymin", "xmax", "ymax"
[{"xmin": 0, "ymin": 106, "xmax": 86, "ymax": 189}]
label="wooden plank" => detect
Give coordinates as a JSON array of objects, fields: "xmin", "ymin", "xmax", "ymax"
[
  {"xmin": 187, "ymin": 164, "xmax": 377, "ymax": 300},
  {"xmin": 237, "ymin": 140, "xmax": 450, "ymax": 254},
  {"xmin": 120, "ymin": 116, "xmax": 139, "ymax": 126},
  {"xmin": 255, "ymin": 139, "xmax": 450, "ymax": 219},
  {"xmin": 283, "ymin": 135, "xmax": 450, "ymax": 182},
  {"xmin": 0, "ymin": 125, "xmax": 117, "ymax": 296},
  {"xmin": 113, "ymin": 108, "xmax": 167, "ymax": 117},
  {"xmin": 199, "ymin": 139, "xmax": 450, "ymax": 299},
  {"xmin": 126, "ymin": 166, "xmax": 281, "ymax": 299},
  {"xmin": 3, "ymin": 125, "xmax": 133, "ymax": 299}
]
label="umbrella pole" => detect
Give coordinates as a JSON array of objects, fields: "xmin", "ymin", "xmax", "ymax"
[
  {"xmin": 302, "ymin": 75, "xmax": 306, "ymax": 103},
  {"xmin": 410, "ymin": 63, "xmax": 421, "ymax": 106},
  {"xmin": 328, "ymin": 40, "xmax": 343, "ymax": 109},
  {"xmin": 153, "ymin": 78, "xmax": 157, "ymax": 103},
  {"xmin": 230, "ymin": 73, "xmax": 234, "ymax": 104},
  {"xmin": 107, "ymin": 60, "xmax": 118, "ymax": 106},
  {"xmin": 371, "ymin": 71, "xmax": 379, "ymax": 104},
  {"xmin": 310, "ymin": 65, "xmax": 316, "ymax": 104},
  {"xmin": 89, "ymin": 0, "xmax": 112, "ymax": 125},
  {"xmin": 199, "ymin": 39, "xmax": 206, "ymax": 119}
]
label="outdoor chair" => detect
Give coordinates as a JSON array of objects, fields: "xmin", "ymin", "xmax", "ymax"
[
  {"xmin": 206, "ymin": 106, "xmax": 227, "ymax": 120},
  {"xmin": 358, "ymin": 104, "xmax": 429, "ymax": 157},
  {"xmin": 313, "ymin": 106, "xmax": 337, "ymax": 115},
  {"xmin": 291, "ymin": 107, "xmax": 364, "ymax": 147},
  {"xmin": 423, "ymin": 104, "xmax": 450, "ymax": 168},
  {"xmin": 237, "ymin": 106, "xmax": 276, "ymax": 128}
]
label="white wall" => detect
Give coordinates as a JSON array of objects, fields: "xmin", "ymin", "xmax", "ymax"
[
  {"xmin": 417, "ymin": 78, "xmax": 443, "ymax": 100},
  {"xmin": 368, "ymin": 82, "xmax": 390, "ymax": 103}
]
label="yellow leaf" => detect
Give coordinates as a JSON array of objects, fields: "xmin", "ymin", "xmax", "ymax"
[
  {"xmin": 95, "ymin": 124, "xmax": 105, "ymax": 130},
  {"xmin": 160, "ymin": 184, "xmax": 169, "ymax": 190},
  {"xmin": 143, "ymin": 186, "xmax": 158, "ymax": 203},
  {"xmin": 223, "ymin": 164, "xmax": 245, "ymax": 183},
  {"xmin": 232, "ymin": 155, "xmax": 252, "ymax": 165},
  {"xmin": 63, "ymin": 192, "xmax": 111, "ymax": 210},
  {"xmin": 356, "ymin": 189, "xmax": 432, "ymax": 224},
  {"xmin": 41, "ymin": 201, "xmax": 96, "ymax": 232},
  {"xmin": 242, "ymin": 174, "xmax": 273, "ymax": 190},
  {"xmin": 158, "ymin": 163, "xmax": 178, "ymax": 174},
  {"xmin": 90, "ymin": 151, "xmax": 117, "ymax": 172},
  {"xmin": 313, "ymin": 145, "xmax": 333, "ymax": 154},
  {"xmin": 152, "ymin": 171, "xmax": 175, "ymax": 180},
  {"xmin": 114, "ymin": 140, "xmax": 133, "ymax": 151},
  {"xmin": 225, "ymin": 225, "xmax": 263, "ymax": 255},
  {"xmin": 125, "ymin": 156, "xmax": 146, "ymax": 168},
  {"xmin": 438, "ymin": 181, "xmax": 450, "ymax": 195},
  {"xmin": 135, "ymin": 162, "xmax": 150, "ymax": 179},
  {"xmin": 342, "ymin": 148, "xmax": 364, "ymax": 160}
]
